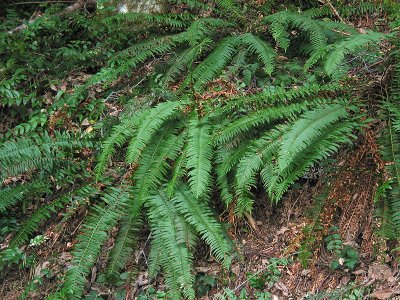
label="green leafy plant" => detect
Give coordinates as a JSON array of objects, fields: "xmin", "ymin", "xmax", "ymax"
[
  {"xmin": 195, "ymin": 274, "xmax": 217, "ymax": 297},
  {"xmin": 324, "ymin": 227, "xmax": 359, "ymax": 270},
  {"xmin": 0, "ymin": 1, "xmax": 398, "ymax": 299},
  {"xmin": 247, "ymin": 257, "xmax": 290, "ymax": 290}
]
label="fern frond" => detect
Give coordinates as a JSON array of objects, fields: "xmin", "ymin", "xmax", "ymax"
[
  {"xmin": 95, "ymin": 110, "xmax": 150, "ymax": 179},
  {"xmin": 324, "ymin": 32, "xmax": 387, "ymax": 76},
  {"xmin": 185, "ymin": 18, "xmax": 233, "ymax": 46},
  {"xmin": 126, "ymin": 101, "xmax": 183, "ymax": 164},
  {"xmin": 102, "ymin": 12, "xmax": 193, "ymax": 28},
  {"xmin": 288, "ymin": 12, "xmax": 327, "ymax": 52},
  {"xmin": 214, "ymin": 102, "xmax": 307, "ymax": 145},
  {"xmin": 162, "ymin": 38, "xmax": 212, "ymax": 87},
  {"xmin": 277, "ymin": 104, "xmax": 351, "ymax": 171},
  {"xmin": 264, "ymin": 11, "xmax": 290, "ymax": 51},
  {"xmin": 215, "ymin": 141, "xmax": 259, "ymax": 207},
  {"xmin": 379, "ymin": 114, "xmax": 400, "ymax": 236},
  {"xmin": 133, "ymin": 122, "xmax": 186, "ymax": 205},
  {"xmin": 233, "ymin": 130, "xmax": 283, "ymax": 213},
  {"xmin": 63, "ymin": 188, "xmax": 129, "ymax": 299},
  {"xmin": 187, "ymin": 117, "xmax": 213, "ymax": 199},
  {"xmin": 173, "ymin": 185, "xmax": 233, "ymax": 267},
  {"xmin": 7, "ymin": 185, "xmax": 98, "ymax": 249},
  {"xmin": 0, "ymin": 132, "xmax": 88, "ymax": 181},
  {"xmin": 264, "ymin": 109, "xmax": 358, "ymax": 202},
  {"xmin": 0, "ymin": 181, "xmax": 50, "ymax": 212},
  {"xmin": 106, "ymin": 199, "xmax": 142, "ymax": 282},
  {"xmin": 304, "ymin": 45, "xmax": 332, "ymax": 70},
  {"xmin": 187, "ymin": 36, "xmax": 241, "ymax": 89},
  {"xmin": 166, "ymin": 146, "xmax": 188, "ymax": 198},
  {"xmin": 213, "ymin": 0, "xmax": 244, "ymax": 21},
  {"xmin": 169, "ymin": 0, "xmax": 208, "ymax": 10},
  {"xmin": 266, "ymin": 11, "xmax": 327, "ymax": 53},
  {"xmin": 265, "ymin": 120, "xmax": 357, "ymax": 202},
  {"xmin": 147, "ymin": 192, "xmax": 196, "ymax": 299},
  {"xmin": 222, "ymin": 82, "xmax": 344, "ymax": 112},
  {"xmin": 241, "ymin": 33, "xmax": 276, "ymax": 75}
]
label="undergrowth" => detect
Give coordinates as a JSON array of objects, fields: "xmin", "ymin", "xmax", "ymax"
[{"xmin": 1, "ymin": 0, "xmax": 400, "ymax": 298}]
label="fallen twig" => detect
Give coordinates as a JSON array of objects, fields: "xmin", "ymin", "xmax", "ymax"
[{"xmin": 7, "ymin": 0, "xmax": 96, "ymax": 34}]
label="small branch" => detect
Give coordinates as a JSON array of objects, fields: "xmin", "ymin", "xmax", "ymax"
[
  {"xmin": 7, "ymin": 0, "xmax": 96, "ymax": 34},
  {"xmin": 243, "ymin": 212, "xmax": 261, "ymax": 237},
  {"xmin": 11, "ymin": 1, "xmax": 75, "ymax": 5},
  {"xmin": 320, "ymin": 0, "xmax": 346, "ymax": 24}
]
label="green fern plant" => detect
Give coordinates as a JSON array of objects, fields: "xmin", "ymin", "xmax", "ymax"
[
  {"xmin": 377, "ymin": 38, "xmax": 400, "ymax": 239},
  {"xmin": 60, "ymin": 0, "xmax": 390, "ymax": 102},
  {"xmin": 0, "ymin": 132, "xmax": 95, "ymax": 274},
  {"xmin": 0, "ymin": 1, "xmax": 394, "ymax": 299}
]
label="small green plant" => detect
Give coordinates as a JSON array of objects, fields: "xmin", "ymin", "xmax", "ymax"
[
  {"xmin": 29, "ymin": 235, "xmax": 48, "ymax": 247},
  {"xmin": 0, "ymin": 217, "xmax": 18, "ymax": 239},
  {"xmin": 0, "ymin": 246, "xmax": 35, "ymax": 271},
  {"xmin": 20, "ymin": 268, "xmax": 52, "ymax": 300},
  {"xmin": 215, "ymin": 288, "xmax": 248, "ymax": 300},
  {"xmin": 304, "ymin": 282, "xmax": 367, "ymax": 300},
  {"xmin": 325, "ymin": 227, "xmax": 343, "ymax": 254},
  {"xmin": 195, "ymin": 273, "xmax": 217, "ymax": 297},
  {"xmin": 324, "ymin": 227, "xmax": 359, "ymax": 270},
  {"xmin": 138, "ymin": 287, "xmax": 167, "ymax": 300},
  {"xmin": 247, "ymin": 257, "xmax": 290, "ymax": 290}
]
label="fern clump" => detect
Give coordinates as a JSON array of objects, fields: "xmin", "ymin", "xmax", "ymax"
[{"xmin": 0, "ymin": 0, "xmax": 395, "ymax": 299}]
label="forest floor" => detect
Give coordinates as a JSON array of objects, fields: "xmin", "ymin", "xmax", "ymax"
[
  {"xmin": 1, "ymin": 10, "xmax": 399, "ymax": 299},
  {"xmin": 1, "ymin": 161, "xmax": 400, "ymax": 300}
]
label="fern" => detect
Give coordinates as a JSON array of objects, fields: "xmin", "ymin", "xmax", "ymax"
[
  {"xmin": 166, "ymin": 145, "xmax": 188, "ymax": 198},
  {"xmin": 95, "ymin": 110, "xmax": 150, "ymax": 179},
  {"xmin": 62, "ymin": 188, "xmax": 130, "ymax": 299},
  {"xmin": 1, "ymin": 2, "xmax": 393, "ymax": 298},
  {"xmin": 241, "ymin": 33, "xmax": 276, "ymax": 75},
  {"xmin": 102, "ymin": 12, "xmax": 193, "ymax": 28},
  {"xmin": 185, "ymin": 18, "xmax": 233, "ymax": 46},
  {"xmin": 147, "ymin": 192, "xmax": 196, "ymax": 299},
  {"xmin": 126, "ymin": 101, "xmax": 183, "ymax": 164},
  {"xmin": 7, "ymin": 185, "xmax": 98, "ymax": 249},
  {"xmin": 286, "ymin": 11, "xmax": 327, "ymax": 52},
  {"xmin": 186, "ymin": 36, "xmax": 241, "ymax": 89},
  {"xmin": 213, "ymin": 0, "xmax": 244, "ymax": 21},
  {"xmin": 264, "ymin": 11, "xmax": 291, "ymax": 51},
  {"xmin": 378, "ymin": 43, "xmax": 400, "ymax": 237},
  {"xmin": 105, "ymin": 200, "xmax": 142, "ymax": 282},
  {"xmin": 0, "ymin": 132, "xmax": 88, "ymax": 181},
  {"xmin": 265, "ymin": 120, "xmax": 358, "ymax": 201},
  {"xmin": 132, "ymin": 122, "xmax": 186, "ymax": 203},
  {"xmin": 162, "ymin": 38, "xmax": 212, "ymax": 87},
  {"xmin": 187, "ymin": 117, "xmax": 213, "ymax": 199},
  {"xmin": 0, "ymin": 181, "xmax": 50, "ymax": 212},
  {"xmin": 324, "ymin": 32, "xmax": 387, "ymax": 76},
  {"xmin": 277, "ymin": 104, "xmax": 351, "ymax": 171},
  {"xmin": 214, "ymin": 102, "xmax": 308, "ymax": 145},
  {"xmin": 173, "ymin": 185, "xmax": 232, "ymax": 267},
  {"xmin": 233, "ymin": 130, "xmax": 283, "ymax": 213},
  {"xmin": 379, "ymin": 115, "xmax": 400, "ymax": 238},
  {"xmin": 168, "ymin": 0, "xmax": 208, "ymax": 10}
]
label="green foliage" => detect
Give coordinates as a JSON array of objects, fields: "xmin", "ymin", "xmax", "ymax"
[
  {"xmin": 247, "ymin": 257, "xmax": 290, "ymax": 290},
  {"xmin": 304, "ymin": 282, "xmax": 368, "ymax": 300},
  {"xmin": 195, "ymin": 274, "xmax": 217, "ymax": 297},
  {"xmin": 0, "ymin": 132, "xmax": 89, "ymax": 181},
  {"xmin": 62, "ymin": 188, "xmax": 131, "ymax": 299},
  {"xmin": 324, "ymin": 227, "xmax": 359, "ymax": 270},
  {"xmin": 377, "ymin": 37, "xmax": 400, "ymax": 240},
  {"xmin": 0, "ymin": 0, "xmax": 398, "ymax": 299}
]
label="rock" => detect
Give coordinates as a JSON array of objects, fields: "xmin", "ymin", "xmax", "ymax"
[{"xmin": 117, "ymin": 0, "xmax": 166, "ymax": 14}]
